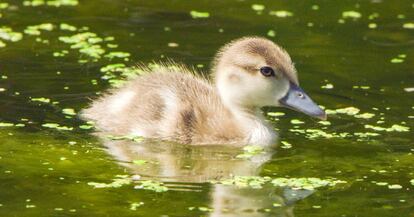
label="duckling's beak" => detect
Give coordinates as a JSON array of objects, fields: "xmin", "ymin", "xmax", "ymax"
[{"xmin": 279, "ymin": 82, "xmax": 327, "ymax": 120}]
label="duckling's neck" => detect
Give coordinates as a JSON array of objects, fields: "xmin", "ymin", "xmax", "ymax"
[{"xmin": 228, "ymin": 105, "xmax": 277, "ymax": 147}]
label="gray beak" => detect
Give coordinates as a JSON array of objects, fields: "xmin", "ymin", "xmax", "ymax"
[{"xmin": 279, "ymin": 82, "xmax": 327, "ymax": 120}]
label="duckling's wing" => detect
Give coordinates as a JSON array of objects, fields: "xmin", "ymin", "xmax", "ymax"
[{"xmin": 81, "ymin": 63, "xmax": 237, "ymax": 144}]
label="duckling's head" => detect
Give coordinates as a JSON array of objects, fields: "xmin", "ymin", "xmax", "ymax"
[{"xmin": 213, "ymin": 37, "xmax": 326, "ymax": 120}]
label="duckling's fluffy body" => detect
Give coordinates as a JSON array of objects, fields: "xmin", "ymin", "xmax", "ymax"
[
  {"xmin": 82, "ymin": 37, "xmax": 325, "ymax": 146},
  {"xmin": 82, "ymin": 65, "xmax": 274, "ymax": 146}
]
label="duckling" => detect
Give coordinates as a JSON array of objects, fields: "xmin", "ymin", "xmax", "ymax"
[{"xmin": 81, "ymin": 36, "xmax": 326, "ymax": 146}]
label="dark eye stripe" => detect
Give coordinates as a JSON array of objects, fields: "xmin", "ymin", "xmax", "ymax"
[{"xmin": 260, "ymin": 66, "xmax": 275, "ymax": 77}]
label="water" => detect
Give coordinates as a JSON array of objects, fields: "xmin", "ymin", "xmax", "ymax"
[{"xmin": 0, "ymin": 0, "xmax": 413, "ymax": 216}]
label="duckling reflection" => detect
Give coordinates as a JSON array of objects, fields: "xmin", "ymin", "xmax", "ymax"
[{"xmin": 99, "ymin": 136, "xmax": 314, "ymax": 217}]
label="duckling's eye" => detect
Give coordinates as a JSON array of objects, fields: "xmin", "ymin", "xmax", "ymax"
[{"xmin": 259, "ymin": 66, "xmax": 275, "ymax": 77}]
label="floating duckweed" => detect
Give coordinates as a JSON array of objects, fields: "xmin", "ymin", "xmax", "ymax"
[
  {"xmin": 88, "ymin": 175, "xmax": 132, "ymax": 188},
  {"xmin": 267, "ymin": 112, "xmax": 284, "ymax": 117},
  {"xmin": 236, "ymin": 145, "xmax": 265, "ymax": 159},
  {"xmin": 272, "ymin": 177, "xmax": 346, "ymax": 190},
  {"xmin": 198, "ymin": 207, "xmax": 213, "ymax": 212},
  {"xmin": 0, "ymin": 122, "xmax": 14, "ymax": 127},
  {"xmin": 0, "ymin": 3, "xmax": 9, "ymax": 9},
  {"xmin": 23, "ymin": 0, "xmax": 79, "ymax": 7},
  {"xmin": 189, "ymin": 10, "xmax": 210, "ymax": 19},
  {"xmin": 215, "ymin": 176, "xmax": 272, "ymax": 189},
  {"xmin": 375, "ymin": 182, "xmax": 388, "ymax": 186},
  {"xmin": 105, "ymin": 51, "xmax": 131, "ymax": 59},
  {"xmin": 273, "ymin": 203, "xmax": 282, "ymax": 207},
  {"xmin": 342, "ymin": 11, "xmax": 361, "ymax": 19},
  {"xmin": 321, "ymin": 83, "xmax": 334, "ymax": 89},
  {"xmin": 290, "ymin": 128, "xmax": 349, "ymax": 139},
  {"xmin": 30, "ymin": 97, "xmax": 51, "ymax": 103},
  {"xmin": 107, "ymin": 43, "xmax": 118, "ymax": 48},
  {"xmin": 364, "ymin": 124, "xmax": 409, "ymax": 132},
  {"xmin": 267, "ymin": 30, "xmax": 276, "ymax": 37},
  {"xmin": 216, "ymin": 176, "xmax": 345, "ymax": 190},
  {"xmin": 100, "ymin": 63, "xmax": 126, "ymax": 73},
  {"xmin": 269, "ymin": 10, "xmax": 293, "ymax": 18},
  {"xmin": 251, "ymin": 4, "xmax": 265, "ymax": 11},
  {"xmin": 368, "ymin": 23, "xmax": 377, "ymax": 29},
  {"xmin": 354, "ymin": 132, "xmax": 380, "ymax": 138},
  {"xmin": 130, "ymin": 202, "xmax": 144, "ymax": 210},
  {"xmin": 391, "ymin": 58, "xmax": 404, "ymax": 63},
  {"xmin": 290, "ymin": 119, "xmax": 304, "ymax": 124},
  {"xmin": 388, "ymin": 184, "xmax": 402, "ymax": 189},
  {"xmin": 134, "ymin": 180, "xmax": 168, "ymax": 192},
  {"xmin": 0, "ymin": 27, "xmax": 23, "ymax": 42},
  {"xmin": 326, "ymin": 107, "xmax": 360, "ymax": 116},
  {"xmin": 318, "ymin": 121, "xmax": 331, "ymax": 126},
  {"xmin": 24, "ymin": 23, "xmax": 54, "ymax": 35},
  {"xmin": 280, "ymin": 141, "xmax": 292, "ymax": 149},
  {"xmin": 59, "ymin": 23, "xmax": 77, "ymax": 31},
  {"xmin": 354, "ymin": 113, "xmax": 375, "ymax": 119},
  {"xmin": 53, "ymin": 50, "xmax": 69, "ymax": 57},
  {"xmin": 59, "ymin": 32, "xmax": 106, "ymax": 60},
  {"xmin": 402, "ymin": 23, "xmax": 414, "ymax": 29},
  {"xmin": 132, "ymin": 160, "xmax": 147, "ymax": 165},
  {"xmin": 403, "ymin": 87, "xmax": 414, "ymax": 92},
  {"xmin": 42, "ymin": 123, "xmax": 73, "ymax": 131},
  {"xmin": 79, "ymin": 124, "xmax": 93, "ymax": 130},
  {"xmin": 62, "ymin": 108, "xmax": 76, "ymax": 116}
]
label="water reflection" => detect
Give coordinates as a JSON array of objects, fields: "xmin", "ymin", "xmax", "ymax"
[{"xmin": 98, "ymin": 135, "xmax": 314, "ymax": 216}]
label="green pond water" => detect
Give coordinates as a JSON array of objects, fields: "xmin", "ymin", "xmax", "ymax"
[{"xmin": 0, "ymin": 0, "xmax": 414, "ymax": 216}]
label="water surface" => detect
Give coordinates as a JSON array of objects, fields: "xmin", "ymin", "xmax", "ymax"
[{"xmin": 0, "ymin": 0, "xmax": 413, "ymax": 216}]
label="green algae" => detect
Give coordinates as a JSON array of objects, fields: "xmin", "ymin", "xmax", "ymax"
[
  {"xmin": 236, "ymin": 145, "xmax": 265, "ymax": 159},
  {"xmin": 267, "ymin": 112, "xmax": 285, "ymax": 117},
  {"xmin": 42, "ymin": 123, "xmax": 73, "ymax": 131},
  {"xmin": 402, "ymin": 23, "xmax": 414, "ymax": 29},
  {"xmin": 269, "ymin": 10, "xmax": 293, "ymax": 18},
  {"xmin": 267, "ymin": 30, "xmax": 276, "ymax": 37},
  {"xmin": 132, "ymin": 159, "xmax": 147, "ymax": 165},
  {"xmin": 23, "ymin": 0, "xmax": 79, "ymax": 7},
  {"xmin": 213, "ymin": 176, "xmax": 346, "ymax": 190},
  {"xmin": 134, "ymin": 180, "xmax": 168, "ymax": 192},
  {"xmin": 0, "ymin": 27, "xmax": 23, "ymax": 44},
  {"xmin": 59, "ymin": 23, "xmax": 77, "ymax": 31},
  {"xmin": 354, "ymin": 113, "xmax": 375, "ymax": 119},
  {"xmin": 105, "ymin": 51, "xmax": 131, "ymax": 59},
  {"xmin": 280, "ymin": 141, "xmax": 292, "ymax": 149},
  {"xmin": 88, "ymin": 175, "xmax": 132, "ymax": 188},
  {"xmin": 30, "ymin": 97, "xmax": 51, "ymax": 103},
  {"xmin": 62, "ymin": 108, "xmax": 76, "ymax": 116},
  {"xmin": 321, "ymin": 83, "xmax": 334, "ymax": 89},
  {"xmin": 342, "ymin": 11, "xmax": 361, "ymax": 19},
  {"xmin": 0, "ymin": 122, "xmax": 14, "ymax": 127},
  {"xmin": 290, "ymin": 119, "xmax": 304, "ymax": 124},
  {"xmin": 130, "ymin": 202, "xmax": 144, "ymax": 210},
  {"xmin": 24, "ymin": 23, "xmax": 54, "ymax": 35},
  {"xmin": 251, "ymin": 4, "xmax": 265, "ymax": 11},
  {"xmin": 364, "ymin": 124, "xmax": 410, "ymax": 132},
  {"xmin": 271, "ymin": 178, "xmax": 347, "ymax": 190},
  {"xmin": 387, "ymin": 184, "xmax": 402, "ymax": 189},
  {"xmin": 190, "ymin": 10, "xmax": 210, "ymax": 19}
]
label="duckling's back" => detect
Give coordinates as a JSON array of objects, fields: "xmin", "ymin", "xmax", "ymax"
[{"xmin": 81, "ymin": 65, "xmax": 245, "ymax": 145}]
